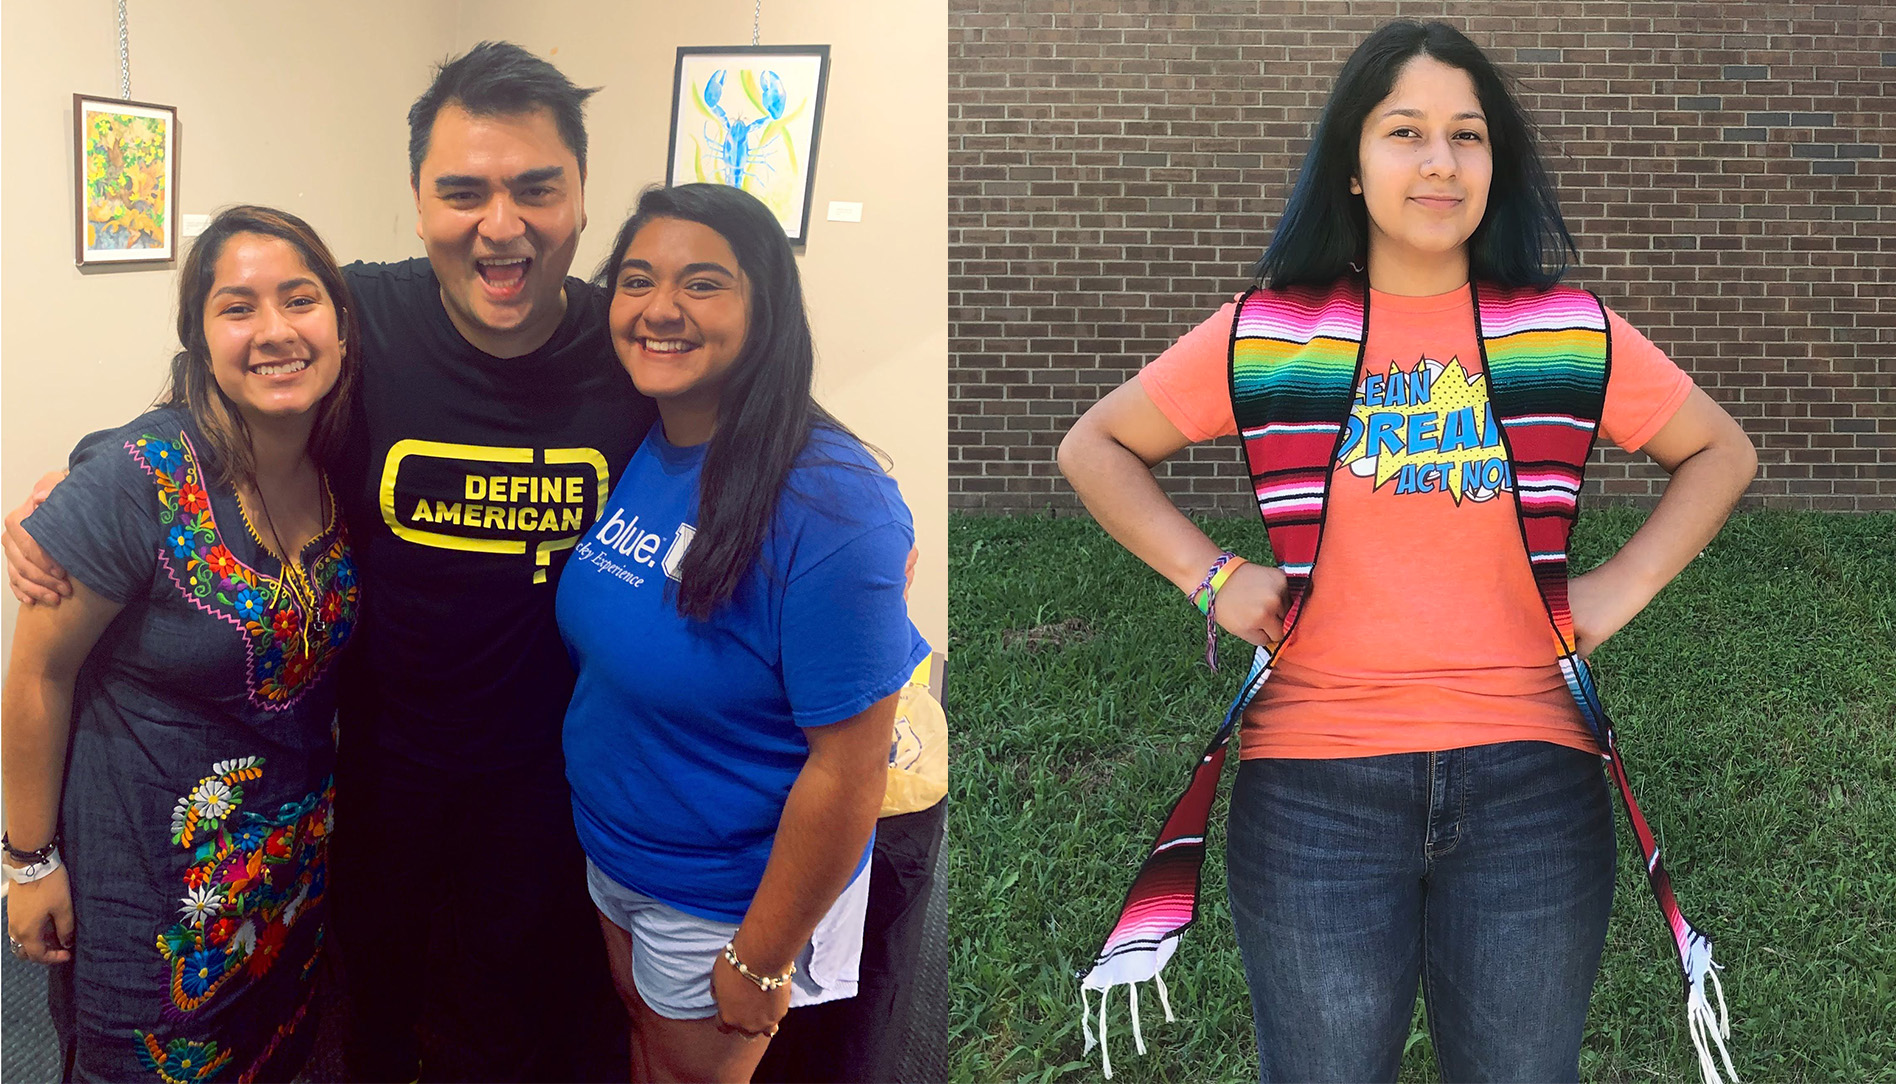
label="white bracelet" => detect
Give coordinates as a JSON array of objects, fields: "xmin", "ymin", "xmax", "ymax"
[
  {"xmin": 2, "ymin": 848, "xmax": 61, "ymax": 885},
  {"xmin": 721, "ymin": 941, "xmax": 796, "ymax": 991}
]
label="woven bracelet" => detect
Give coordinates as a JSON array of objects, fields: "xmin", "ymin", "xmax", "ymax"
[{"xmin": 1186, "ymin": 552, "xmax": 1246, "ymax": 671}]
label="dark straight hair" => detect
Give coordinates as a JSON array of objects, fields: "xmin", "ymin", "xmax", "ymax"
[
  {"xmin": 162, "ymin": 205, "xmax": 361, "ymax": 489},
  {"xmin": 408, "ymin": 40, "xmax": 600, "ymax": 183},
  {"xmin": 595, "ymin": 184, "xmax": 869, "ymax": 621},
  {"xmin": 1255, "ymin": 20, "xmax": 1577, "ymax": 290}
]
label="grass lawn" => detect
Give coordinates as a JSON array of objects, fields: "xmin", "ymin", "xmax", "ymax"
[{"xmin": 947, "ymin": 509, "xmax": 1896, "ymax": 1083}]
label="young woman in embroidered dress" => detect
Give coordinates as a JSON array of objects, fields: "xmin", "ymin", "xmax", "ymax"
[
  {"xmin": 554, "ymin": 184, "xmax": 929, "ymax": 1083},
  {"xmin": 2, "ymin": 206, "xmax": 359, "ymax": 1082},
  {"xmin": 1059, "ymin": 22, "xmax": 1755, "ymax": 1084}
]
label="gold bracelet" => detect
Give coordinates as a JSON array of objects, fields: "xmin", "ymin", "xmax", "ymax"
[{"xmin": 721, "ymin": 941, "xmax": 796, "ymax": 991}]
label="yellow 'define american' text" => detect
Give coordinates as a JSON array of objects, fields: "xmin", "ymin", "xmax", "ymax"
[
  {"xmin": 409, "ymin": 472, "xmax": 588, "ymax": 532},
  {"xmin": 379, "ymin": 440, "xmax": 611, "ymax": 581}
]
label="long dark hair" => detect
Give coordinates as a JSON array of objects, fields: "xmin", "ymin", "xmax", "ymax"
[
  {"xmin": 595, "ymin": 184, "xmax": 866, "ymax": 621},
  {"xmin": 1255, "ymin": 20, "xmax": 1577, "ymax": 289},
  {"xmin": 162, "ymin": 205, "xmax": 360, "ymax": 488}
]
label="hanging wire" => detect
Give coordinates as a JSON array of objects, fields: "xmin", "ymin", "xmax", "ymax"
[
  {"xmin": 116, "ymin": 0, "xmax": 131, "ymax": 99},
  {"xmin": 752, "ymin": 0, "xmax": 761, "ymax": 45}
]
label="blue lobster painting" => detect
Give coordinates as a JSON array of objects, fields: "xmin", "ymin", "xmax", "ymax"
[{"xmin": 692, "ymin": 67, "xmax": 804, "ymax": 193}]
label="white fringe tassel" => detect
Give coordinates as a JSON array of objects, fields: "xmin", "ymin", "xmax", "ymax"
[
  {"xmin": 1082, "ymin": 978, "xmax": 1178, "ymax": 1078},
  {"xmin": 1688, "ymin": 958, "xmax": 1738, "ymax": 1084},
  {"xmin": 1080, "ymin": 986, "xmax": 1095, "ymax": 1054},
  {"xmin": 1129, "ymin": 978, "xmax": 1145, "ymax": 1055}
]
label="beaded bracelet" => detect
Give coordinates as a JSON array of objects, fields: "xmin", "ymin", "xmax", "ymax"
[
  {"xmin": 1184, "ymin": 551, "xmax": 1246, "ymax": 671},
  {"xmin": 721, "ymin": 941, "xmax": 797, "ymax": 992}
]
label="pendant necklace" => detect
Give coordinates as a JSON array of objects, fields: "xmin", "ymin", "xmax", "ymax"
[{"xmin": 251, "ymin": 473, "xmax": 327, "ymax": 660}]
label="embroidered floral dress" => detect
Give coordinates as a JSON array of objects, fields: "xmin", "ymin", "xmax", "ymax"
[{"xmin": 21, "ymin": 407, "xmax": 357, "ymax": 1084}]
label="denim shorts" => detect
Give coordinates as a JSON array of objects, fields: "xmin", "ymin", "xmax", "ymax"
[
  {"xmin": 585, "ymin": 858, "xmax": 870, "ymax": 1020},
  {"xmin": 1225, "ymin": 741, "xmax": 1616, "ymax": 1083}
]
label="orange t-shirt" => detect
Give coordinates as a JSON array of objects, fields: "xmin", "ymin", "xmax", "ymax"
[{"xmin": 1140, "ymin": 285, "xmax": 1694, "ymax": 760}]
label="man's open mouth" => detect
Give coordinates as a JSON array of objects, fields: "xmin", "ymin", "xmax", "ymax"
[{"xmin": 476, "ymin": 257, "xmax": 531, "ymax": 291}]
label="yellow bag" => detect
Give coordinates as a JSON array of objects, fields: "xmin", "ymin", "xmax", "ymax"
[{"xmin": 882, "ymin": 654, "xmax": 947, "ymax": 817}]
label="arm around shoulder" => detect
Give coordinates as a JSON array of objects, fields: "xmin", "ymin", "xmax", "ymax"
[
  {"xmin": 5, "ymin": 470, "xmax": 75, "ymax": 606},
  {"xmin": 7, "ymin": 419, "xmax": 168, "ymax": 606}
]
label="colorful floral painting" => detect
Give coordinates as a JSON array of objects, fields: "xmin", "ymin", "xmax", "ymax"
[
  {"xmin": 75, "ymin": 96, "xmax": 178, "ymax": 265},
  {"xmin": 667, "ymin": 47, "xmax": 829, "ymax": 243}
]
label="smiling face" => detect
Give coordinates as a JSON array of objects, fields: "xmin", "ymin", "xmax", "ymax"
[
  {"xmin": 1351, "ymin": 55, "xmax": 1493, "ymax": 294},
  {"xmin": 413, "ymin": 104, "xmax": 584, "ymax": 358},
  {"xmin": 607, "ymin": 216, "xmax": 752, "ymax": 444},
  {"xmin": 203, "ymin": 233, "xmax": 344, "ymax": 428}
]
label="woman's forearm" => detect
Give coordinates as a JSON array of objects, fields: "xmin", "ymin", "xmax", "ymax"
[
  {"xmin": 729, "ymin": 709, "xmax": 892, "ymax": 975},
  {"xmin": 1, "ymin": 671, "xmax": 76, "ymax": 853}
]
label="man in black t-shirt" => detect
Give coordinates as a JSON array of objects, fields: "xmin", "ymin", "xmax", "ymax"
[
  {"xmin": 326, "ymin": 44, "xmax": 657, "ymax": 1083},
  {"xmin": 6, "ymin": 43, "xmax": 653, "ymax": 1083}
]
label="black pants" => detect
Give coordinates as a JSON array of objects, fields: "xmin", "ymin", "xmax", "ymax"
[
  {"xmin": 327, "ymin": 740, "xmax": 627, "ymax": 1082},
  {"xmin": 753, "ymin": 799, "xmax": 947, "ymax": 1084}
]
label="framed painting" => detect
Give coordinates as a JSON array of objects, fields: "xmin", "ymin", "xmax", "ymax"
[
  {"xmin": 666, "ymin": 45, "xmax": 830, "ymax": 243},
  {"xmin": 74, "ymin": 95, "xmax": 179, "ymax": 266}
]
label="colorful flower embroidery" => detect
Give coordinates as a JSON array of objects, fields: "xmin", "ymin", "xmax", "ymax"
[
  {"xmin": 179, "ymin": 947, "xmax": 227, "ymax": 999},
  {"xmin": 178, "ymin": 885, "xmax": 224, "ymax": 928},
  {"xmin": 134, "ymin": 1033, "xmax": 232, "ymax": 1084},
  {"xmin": 154, "ymin": 760, "xmax": 332, "ymax": 1014},
  {"xmin": 246, "ymin": 921, "xmax": 286, "ymax": 978},
  {"xmin": 170, "ymin": 758, "xmax": 263, "ymax": 847},
  {"xmin": 232, "ymin": 588, "xmax": 265, "ymax": 623},
  {"xmin": 127, "ymin": 430, "xmax": 358, "ymax": 711}
]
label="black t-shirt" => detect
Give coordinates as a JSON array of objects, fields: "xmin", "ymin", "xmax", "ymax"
[{"xmin": 336, "ymin": 258, "xmax": 656, "ymax": 768}]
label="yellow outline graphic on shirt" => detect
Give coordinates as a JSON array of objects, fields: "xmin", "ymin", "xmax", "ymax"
[
  {"xmin": 545, "ymin": 447, "xmax": 610, "ymax": 520},
  {"xmin": 533, "ymin": 536, "xmax": 578, "ymax": 585},
  {"xmin": 535, "ymin": 448, "xmax": 610, "ymax": 583},
  {"xmin": 380, "ymin": 441, "xmax": 610, "ymax": 568}
]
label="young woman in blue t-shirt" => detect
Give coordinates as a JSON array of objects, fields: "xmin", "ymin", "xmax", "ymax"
[{"xmin": 555, "ymin": 183, "xmax": 928, "ymax": 1083}]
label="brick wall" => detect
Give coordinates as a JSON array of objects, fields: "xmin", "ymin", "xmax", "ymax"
[{"xmin": 949, "ymin": 1, "xmax": 1896, "ymax": 513}]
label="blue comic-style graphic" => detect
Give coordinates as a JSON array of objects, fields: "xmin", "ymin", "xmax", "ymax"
[{"xmin": 1336, "ymin": 356, "xmax": 1515, "ymax": 502}]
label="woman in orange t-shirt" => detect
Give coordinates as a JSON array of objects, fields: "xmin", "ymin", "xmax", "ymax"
[{"xmin": 1059, "ymin": 20, "xmax": 1755, "ymax": 1084}]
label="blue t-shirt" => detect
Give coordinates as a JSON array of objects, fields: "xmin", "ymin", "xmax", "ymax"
[{"xmin": 555, "ymin": 424, "xmax": 930, "ymax": 922}]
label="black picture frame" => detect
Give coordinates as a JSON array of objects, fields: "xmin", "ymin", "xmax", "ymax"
[{"xmin": 664, "ymin": 45, "xmax": 831, "ymax": 243}]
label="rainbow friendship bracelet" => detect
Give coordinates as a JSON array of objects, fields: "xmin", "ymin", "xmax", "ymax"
[{"xmin": 1186, "ymin": 551, "xmax": 1246, "ymax": 670}]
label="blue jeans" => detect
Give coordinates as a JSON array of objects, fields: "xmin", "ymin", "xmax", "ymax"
[{"xmin": 1225, "ymin": 741, "xmax": 1615, "ymax": 1083}]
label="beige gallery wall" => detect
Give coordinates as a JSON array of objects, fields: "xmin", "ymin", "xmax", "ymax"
[{"xmin": 0, "ymin": 1, "xmax": 948, "ymax": 670}]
